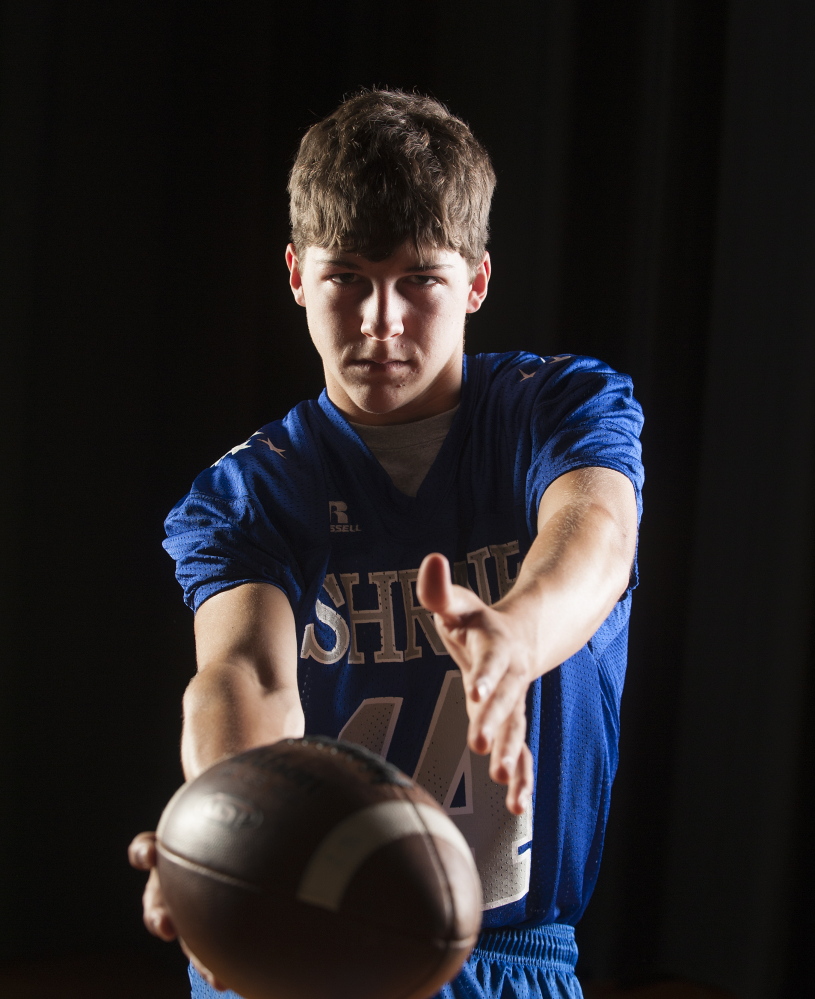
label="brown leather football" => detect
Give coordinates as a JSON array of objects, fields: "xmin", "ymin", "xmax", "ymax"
[{"xmin": 156, "ymin": 737, "xmax": 483, "ymax": 999}]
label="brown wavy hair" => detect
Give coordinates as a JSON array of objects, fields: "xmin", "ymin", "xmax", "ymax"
[{"xmin": 288, "ymin": 89, "xmax": 496, "ymax": 275}]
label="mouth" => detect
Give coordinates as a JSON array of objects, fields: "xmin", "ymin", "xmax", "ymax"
[{"xmin": 348, "ymin": 358, "xmax": 412, "ymax": 373}]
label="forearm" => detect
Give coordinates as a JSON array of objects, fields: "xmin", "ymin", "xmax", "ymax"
[
  {"xmin": 181, "ymin": 582, "xmax": 304, "ymax": 780},
  {"xmin": 497, "ymin": 487, "xmax": 635, "ymax": 678},
  {"xmin": 181, "ymin": 662, "xmax": 305, "ymax": 779}
]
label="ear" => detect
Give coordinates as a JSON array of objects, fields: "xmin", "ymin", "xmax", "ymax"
[
  {"xmin": 466, "ymin": 252, "xmax": 491, "ymax": 314},
  {"xmin": 286, "ymin": 244, "xmax": 306, "ymax": 307}
]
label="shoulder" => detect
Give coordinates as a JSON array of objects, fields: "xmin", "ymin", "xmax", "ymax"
[
  {"xmin": 165, "ymin": 399, "xmax": 329, "ymax": 538},
  {"xmin": 464, "ymin": 352, "xmax": 643, "ymax": 509},
  {"xmin": 467, "ymin": 350, "xmax": 631, "ymax": 388},
  {"xmin": 466, "ymin": 352, "xmax": 640, "ymax": 424},
  {"xmin": 192, "ymin": 401, "xmax": 324, "ymax": 499}
]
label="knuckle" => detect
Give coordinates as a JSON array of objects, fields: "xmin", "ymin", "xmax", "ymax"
[
  {"xmin": 508, "ymin": 704, "xmax": 527, "ymax": 729},
  {"xmin": 506, "ymin": 657, "xmax": 527, "ymax": 679}
]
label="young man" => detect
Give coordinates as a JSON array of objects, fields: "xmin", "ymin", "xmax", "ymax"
[{"xmin": 130, "ymin": 89, "xmax": 643, "ymax": 999}]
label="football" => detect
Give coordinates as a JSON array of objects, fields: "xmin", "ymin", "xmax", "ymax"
[{"xmin": 156, "ymin": 737, "xmax": 482, "ymax": 999}]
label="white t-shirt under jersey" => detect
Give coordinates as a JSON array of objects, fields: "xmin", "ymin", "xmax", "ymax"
[{"xmin": 350, "ymin": 407, "xmax": 459, "ymax": 497}]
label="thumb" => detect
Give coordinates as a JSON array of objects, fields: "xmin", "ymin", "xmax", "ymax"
[
  {"xmin": 417, "ymin": 553, "xmax": 479, "ymax": 622},
  {"xmin": 128, "ymin": 831, "xmax": 157, "ymax": 871}
]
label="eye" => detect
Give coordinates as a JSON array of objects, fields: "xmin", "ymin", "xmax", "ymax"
[
  {"xmin": 406, "ymin": 274, "xmax": 441, "ymax": 287},
  {"xmin": 328, "ymin": 272, "xmax": 361, "ymax": 285}
]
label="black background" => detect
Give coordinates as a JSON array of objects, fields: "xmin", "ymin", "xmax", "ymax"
[{"xmin": 1, "ymin": 2, "xmax": 813, "ymax": 997}]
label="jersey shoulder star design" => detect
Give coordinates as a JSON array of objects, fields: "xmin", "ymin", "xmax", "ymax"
[{"xmin": 260, "ymin": 437, "xmax": 286, "ymax": 458}]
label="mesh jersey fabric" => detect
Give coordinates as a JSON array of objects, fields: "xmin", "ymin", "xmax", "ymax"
[{"xmin": 164, "ymin": 351, "xmax": 644, "ymax": 930}]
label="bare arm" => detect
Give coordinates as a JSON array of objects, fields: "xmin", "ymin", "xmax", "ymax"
[
  {"xmin": 182, "ymin": 581, "xmax": 304, "ymax": 778},
  {"xmin": 417, "ymin": 465, "xmax": 638, "ymax": 813},
  {"xmin": 494, "ymin": 464, "xmax": 636, "ymax": 677},
  {"xmin": 130, "ymin": 581, "xmax": 302, "ymax": 984}
]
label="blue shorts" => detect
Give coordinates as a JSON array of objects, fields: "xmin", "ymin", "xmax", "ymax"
[{"xmin": 188, "ymin": 923, "xmax": 582, "ymax": 999}]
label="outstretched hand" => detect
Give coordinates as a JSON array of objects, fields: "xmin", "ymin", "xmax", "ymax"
[
  {"xmin": 128, "ymin": 832, "xmax": 228, "ymax": 992},
  {"xmin": 416, "ymin": 552, "xmax": 534, "ymax": 816}
]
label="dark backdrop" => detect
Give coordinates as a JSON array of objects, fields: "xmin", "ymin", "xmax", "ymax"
[{"xmin": 2, "ymin": 3, "xmax": 813, "ymax": 998}]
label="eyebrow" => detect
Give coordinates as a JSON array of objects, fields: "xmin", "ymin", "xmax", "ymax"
[{"xmin": 316, "ymin": 256, "xmax": 454, "ymax": 272}]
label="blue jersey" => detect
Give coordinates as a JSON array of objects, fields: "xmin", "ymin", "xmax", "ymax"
[{"xmin": 164, "ymin": 352, "xmax": 644, "ymax": 930}]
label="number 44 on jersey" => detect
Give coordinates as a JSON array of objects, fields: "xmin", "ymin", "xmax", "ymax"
[{"xmin": 339, "ymin": 670, "xmax": 533, "ymax": 911}]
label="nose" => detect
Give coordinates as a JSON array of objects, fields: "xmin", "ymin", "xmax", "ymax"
[{"xmin": 360, "ymin": 285, "xmax": 404, "ymax": 340}]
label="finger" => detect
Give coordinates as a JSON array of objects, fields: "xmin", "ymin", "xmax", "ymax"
[
  {"xmin": 416, "ymin": 553, "xmax": 482, "ymax": 624},
  {"xmin": 463, "ymin": 647, "xmax": 506, "ymax": 752},
  {"xmin": 180, "ymin": 938, "xmax": 228, "ymax": 992},
  {"xmin": 488, "ymin": 702, "xmax": 528, "ymax": 786},
  {"xmin": 128, "ymin": 831, "xmax": 157, "ymax": 870},
  {"xmin": 142, "ymin": 868, "xmax": 177, "ymax": 941},
  {"xmin": 460, "ymin": 638, "xmax": 505, "ymax": 707},
  {"xmin": 467, "ymin": 657, "xmax": 530, "ymax": 752},
  {"xmin": 506, "ymin": 743, "xmax": 533, "ymax": 816}
]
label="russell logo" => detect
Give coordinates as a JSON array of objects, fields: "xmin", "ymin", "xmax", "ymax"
[{"xmin": 329, "ymin": 500, "xmax": 361, "ymax": 533}]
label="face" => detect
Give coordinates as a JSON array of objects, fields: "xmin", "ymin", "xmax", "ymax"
[{"xmin": 286, "ymin": 241, "xmax": 490, "ymax": 425}]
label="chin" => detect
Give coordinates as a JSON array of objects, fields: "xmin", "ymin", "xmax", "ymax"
[
  {"xmin": 354, "ymin": 390, "xmax": 413, "ymax": 415},
  {"xmin": 349, "ymin": 398, "xmax": 419, "ymax": 426}
]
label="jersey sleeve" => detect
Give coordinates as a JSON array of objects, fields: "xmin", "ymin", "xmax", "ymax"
[
  {"xmin": 163, "ymin": 456, "xmax": 305, "ymax": 613},
  {"xmin": 526, "ymin": 355, "xmax": 644, "ymax": 522}
]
